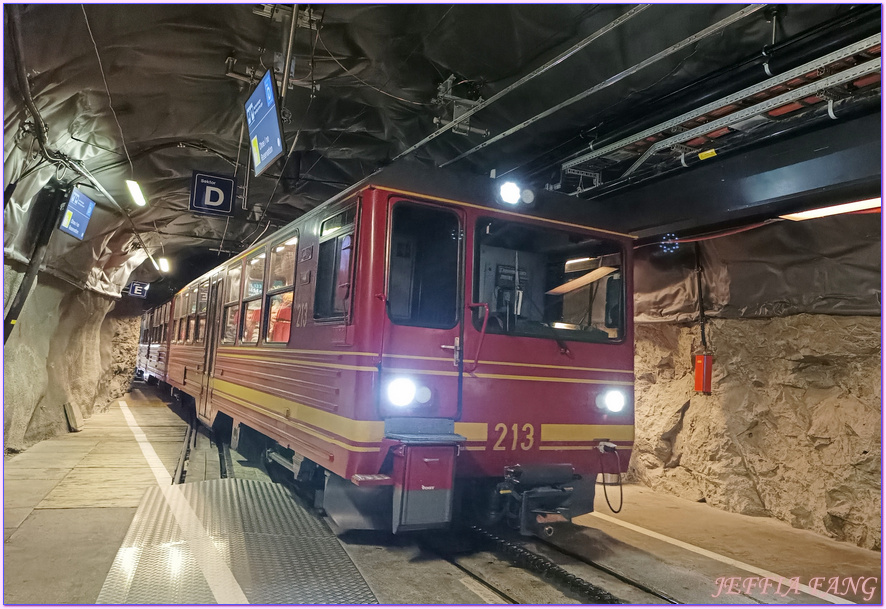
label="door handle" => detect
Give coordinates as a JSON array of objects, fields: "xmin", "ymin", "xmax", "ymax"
[{"xmin": 440, "ymin": 337, "xmax": 460, "ymax": 367}]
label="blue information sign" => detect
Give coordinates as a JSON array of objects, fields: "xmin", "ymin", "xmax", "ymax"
[
  {"xmin": 189, "ymin": 171, "xmax": 236, "ymax": 216},
  {"xmin": 244, "ymin": 70, "xmax": 286, "ymax": 177},
  {"xmin": 127, "ymin": 281, "xmax": 150, "ymax": 298},
  {"xmin": 58, "ymin": 188, "xmax": 96, "ymax": 240}
]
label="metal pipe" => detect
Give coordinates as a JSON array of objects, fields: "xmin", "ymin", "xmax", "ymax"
[
  {"xmin": 441, "ymin": 5, "xmax": 765, "ymax": 167},
  {"xmin": 392, "ymin": 5, "xmax": 649, "ymax": 162},
  {"xmin": 280, "ymin": 4, "xmax": 299, "ymax": 110},
  {"xmin": 563, "ymin": 33, "xmax": 881, "ymax": 170},
  {"xmin": 619, "ymin": 57, "xmax": 881, "ymax": 177},
  {"xmin": 7, "ymin": 6, "xmax": 162, "ymax": 273},
  {"xmin": 580, "ymin": 5, "xmax": 881, "ymax": 156},
  {"xmin": 4, "ymin": 179, "xmax": 70, "ymax": 344}
]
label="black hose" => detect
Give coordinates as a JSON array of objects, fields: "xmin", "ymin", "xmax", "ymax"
[
  {"xmin": 3, "ymin": 179, "xmax": 70, "ymax": 344},
  {"xmin": 584, "ymin": 6, "xmax": 881, "ymax": 152},
  {"xmin": 601, "ymin": 448, "xmax": 624, "ymax": 514}
]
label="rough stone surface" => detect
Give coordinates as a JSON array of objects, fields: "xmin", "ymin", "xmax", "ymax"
[
  {"xmin": 629, "ymin": 316, "xmax": 881, "ymax": 550},
  {"xmin": 3, "ymin": 268, "xmax": 141, "ymax": 452}
]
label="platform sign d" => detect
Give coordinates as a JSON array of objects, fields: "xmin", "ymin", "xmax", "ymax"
[
  {"xmin": 189, "ymin": 171, "xmax": 236, "ymax": 216},
  {"xmin": 127, "ymin": 281, "xmax": 150, "ymax": 298}
]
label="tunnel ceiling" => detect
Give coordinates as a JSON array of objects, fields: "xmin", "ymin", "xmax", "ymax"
[{"xmin": 3, "ymin": 4, "xmax": 882, "ymax": 302}]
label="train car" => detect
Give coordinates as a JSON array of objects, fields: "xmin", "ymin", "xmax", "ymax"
[
  {"xmin": 158, "ymin": 163, "xmax": 634, "ymax": 536},
  {"xmin": 135, "ymin": 302, "xmax": 171, "ymax": 384}
]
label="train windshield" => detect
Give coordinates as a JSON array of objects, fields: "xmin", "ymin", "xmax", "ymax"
[{"xmin": 473, "ymin": 217, "xmax": 625, "ymax": 343}]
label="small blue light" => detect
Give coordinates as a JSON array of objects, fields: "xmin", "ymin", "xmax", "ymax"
[{"xmin": 660, "ymin": 233, "xmax": 679, "ymax": 253}]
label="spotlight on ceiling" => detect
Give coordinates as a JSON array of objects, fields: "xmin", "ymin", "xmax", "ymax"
[
  {"xmin": 496, "ymin": 180, "xmax": 536, "ymax": 207},
  {"xmin": 158, "ymin": 257, "xmax": 170, "ymax": 273},
  {"xmin": 499, "ymin": 181, "xmax": 521, "ymax": 205},
  {"xmin": 779, "ymin": 197, "xmax": 881, "ymax": 221},
  {"xmin": 125, "ymin": 180, "xmax": 148, "ymax": 207}
]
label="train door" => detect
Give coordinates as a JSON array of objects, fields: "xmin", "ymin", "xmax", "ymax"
[
  {"xmin": 198, "ymin": 271, "xmax": 222, "ymax": 422},
  {"xmin": 379, "ymin": 198, "xmax": 465, "ymax": 420}
]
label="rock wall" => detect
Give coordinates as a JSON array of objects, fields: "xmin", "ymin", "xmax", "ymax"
[
  {"xmin": 629, "ymin": 315, "xmax": 881, "ymax": 550},
  {"xmin": 3, "ymin": 266, "xmax": 141, "ymax": 452}
]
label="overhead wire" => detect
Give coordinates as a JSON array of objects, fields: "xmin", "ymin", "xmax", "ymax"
[
  {"xmin": 80, "ymin": 4, "xmax": 135, "ymax": 178},
  {"xmin": 316, "ymin": 26, "xmax": 428, "ymax": 106}
]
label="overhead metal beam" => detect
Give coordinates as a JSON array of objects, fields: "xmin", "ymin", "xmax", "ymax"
[
  {"xmin": 616, "ymin": 57, "xmax": 881, "ymax": 179},
  {"xmin": 573, "ymin": 112, "xmax": 881, "ymax": 239},
  {"xmin": 441, "ymin": 4, "xmax": 766, "ymax": 168},
  {"xmin": 562, "ymin": 33, "xmax": 882, "ymax": 172},
  {"xmin": 392, "ymin": 5, "xmax": 649, "ymax": 162}
]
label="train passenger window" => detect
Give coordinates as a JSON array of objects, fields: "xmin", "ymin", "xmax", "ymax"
[
  {"xmin": 239, "ymin": 251, "xmax": 266, "ymax": 344},
  {"xmin": 189, "ymin": 286, "xmax": 198, "ymax": 315},
  {"xmin": 315, "ymin": 208, "xmax": 356, "ymax": 320},
  {"xmin": 197, "ymin": 281, "xmax": 209, "ymax": 314},
  {"xmin": 241, "ymin": 300, "xmax": 262, "ymax": 344},
  {"xmin": 222, "ymin": 305, "xmax": 239, "ymax": 344},
  {"xmin": 187, "ymin": 317, "xmax": 196, "ymax": 342},
  {"xmin": 388, "ymin": 203, "xmax": 460, "ymax": 329},
  {"xmin": 225, "ymin": 265, "xmax": 242, "ymax": 303},
  {"xmin": 244, "ymin": 252, "xmax": 266, "ymax": 297},
  {"xmin": 195, "ymin": 280, "xmax": 209, "ymax": 344},
  {"xmin": 473, "ymin": 218, "xmax": 625, "ymax": 343},
  {"xmin": 266, "ymin": 234, "xmax": 298, "ymax": 344}
]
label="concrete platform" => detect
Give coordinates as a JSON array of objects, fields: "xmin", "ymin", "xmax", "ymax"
[
  {"xmin": 4, "ymin": 391, "xmax": 188, "ymax": 604},
  {"xmin": 571, "ymin": 485, "xmax": 881, "ymax": 604}
]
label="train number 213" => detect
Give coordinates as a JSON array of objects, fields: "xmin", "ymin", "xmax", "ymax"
[{"xmin": 492, "ymin": 423, "xmax": 535, "ymax": 451}]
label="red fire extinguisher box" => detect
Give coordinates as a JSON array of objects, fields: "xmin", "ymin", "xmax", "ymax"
[{"xmin": 694, "ymin": 354, "xmax": 713, "ymax": 393}]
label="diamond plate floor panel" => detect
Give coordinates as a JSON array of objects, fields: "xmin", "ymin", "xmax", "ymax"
[{"xmin": 97, "ymin": 478, "xmax": 378, "ymax": 604}]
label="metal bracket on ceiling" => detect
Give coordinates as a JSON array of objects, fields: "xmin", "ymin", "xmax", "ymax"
[
  {"xmin": 564, "ymin": 166, "xmax": 602, "ymax": 187},
  {"xmin": 560, "ymin": 33, "xmax": 882, "ymax": 183},
  {"xmin": 670, "ymin": 143, "xmax": 696, "ymax": 155},
  {"xmin": 433, "ymin": 75, "xmax": 487, "ymax": 138},
  {"xmin": 253, "ymin": 4, "xmax": 319, "ymax": 29}
]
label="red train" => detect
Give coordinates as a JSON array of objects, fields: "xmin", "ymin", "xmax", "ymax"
[{"xmin": 136, "ymin": 163, "xmax": 634, "ymax": 535}]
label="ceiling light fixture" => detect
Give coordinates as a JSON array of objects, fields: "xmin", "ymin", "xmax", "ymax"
[
  {"xmin": 125, "ymin": 180, "xmax": 148, "ymax": 207},
  {"xmin": 157, "ymin": 257, "xmax": 170, "ymax": 273},
  {"xmin": 779, "ymin": 197, "xmax": 881, "ymax": 221}
]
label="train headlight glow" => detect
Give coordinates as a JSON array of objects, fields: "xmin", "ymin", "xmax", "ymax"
[
  {"xmin": 499, "ymin": 181, "xmax": 521, "ymax": 205},
  {"xmin": 596, "ymin": 389, "xmax": 626, "ymax": 412},
  {"xmin": 386, "ymin": 378, "xmax": 417, "ymax": 407}
]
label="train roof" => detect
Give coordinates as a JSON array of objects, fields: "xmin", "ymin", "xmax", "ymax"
[{"xmin": 167, "ymin": 161, "xmax": 635, "ymax": 301}]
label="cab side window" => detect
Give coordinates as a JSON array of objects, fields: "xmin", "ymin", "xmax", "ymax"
[{"xmin": 314, "ymin": 207, "xmax": 356, "ymax": 320}]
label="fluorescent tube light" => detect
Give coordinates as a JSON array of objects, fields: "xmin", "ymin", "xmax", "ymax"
[
  {"xmin": 780, "ymin": 198, "xmax": 880, "ymax": 221},
  {"xmin": 125, "ymin": 180, "xmax": 148, "ymax": 207}
]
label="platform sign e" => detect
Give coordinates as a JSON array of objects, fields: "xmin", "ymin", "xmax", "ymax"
[
  {"xmin": 127, "ymin": 281, "xmax": 150, "ymax": 298},
  {"xmin": 58, "ymin": 187, "xmax": 96, "ymax": 240},
  {"xmin": 189, "ymin": 171, "xmax": 236, "ymax": 216}
]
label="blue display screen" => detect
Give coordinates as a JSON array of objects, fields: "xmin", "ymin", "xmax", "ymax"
[
  {"xmin": 58, "ymin": 187, "xmax": 96, "ymax": 240},
  {"xmin": 245, "ymin": 70, "xmax": 285, "ymax": 177}
]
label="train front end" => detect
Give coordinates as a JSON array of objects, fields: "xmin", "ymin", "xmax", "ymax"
[{"xmin": 365, "ymin": 175, "xmax": 634, "ymax": 536}]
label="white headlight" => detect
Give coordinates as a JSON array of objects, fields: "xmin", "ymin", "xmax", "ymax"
[
  {"xmin": 387, "ymin": 378, "xmax": 416, "ymax": 407},
  {"xmin": 499, "ymin": 181, "xmax": 521, "ymax": 205},
  {"xmin": 598, "ymin": 389, "xmax": 626, "ymax": 412}
]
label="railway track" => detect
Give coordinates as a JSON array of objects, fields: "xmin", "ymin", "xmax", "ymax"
[
  {"xmin": 168, "ymin": 408, "xmax": 675, "ymax": 604},
  {"xmin": 419, "ymin": 524, "xmax": 677, "ymax": 605}
]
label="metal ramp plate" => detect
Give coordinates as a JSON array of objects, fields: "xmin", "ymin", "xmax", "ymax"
[{"xmin": 97, "ymin": 478, "xmax": 378, "ymax": 604}]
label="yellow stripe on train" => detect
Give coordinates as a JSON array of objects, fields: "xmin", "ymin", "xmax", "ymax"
[
  {"xmin": 212, "ymin": 378, "xmax": 385, "ymax": 443},
  {"xmin": 541, "ymin": 424, "xmax": 635, "ymax": 442}
]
